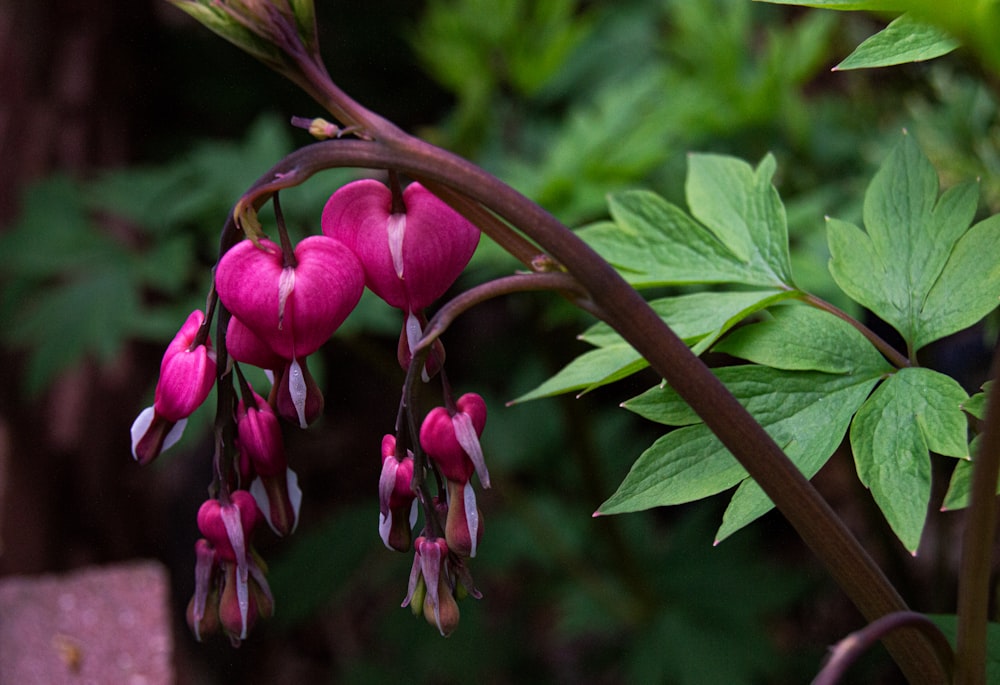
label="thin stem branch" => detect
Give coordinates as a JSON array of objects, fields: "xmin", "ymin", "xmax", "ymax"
[
  {"xmin": 417, "ymin": 272, "xmax": 591, "ymax": 353},
  {"xmin": 813, "ymin": 612, "xmax": 955, "ymax": 685},
  {"xmin": 954, "ymin": 344, "xmax": 1000, "ymax": 685},
  {"xmin": 799, "ymin": 292, "xmax": 911, "ymax": 369}
]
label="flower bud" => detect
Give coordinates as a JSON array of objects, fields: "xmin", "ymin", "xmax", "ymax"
[
  {"xmin": 402, "ymin": 536, "xmax": 457, "ymax": 636},
  {"xmin": 275, "ymin": 357, "xmax": 324, "ymax": 428},
  {"xmin": 250, "ymin": 468, "xmax": 302, "ymax": 537},
  {"xmin": 378, "ymin": 435, "xmax": 418, "ymax": 551},
  {"xmin": 130, "ymin": 310, "xmax": 216, "ymax": 464},
  {"xmin": 444, "ymin": 478, "xmax": 483, "ymax": 558},
  {"xmin": 237, "ymin": 390, "xmax": 286, "ymax": 477},
  {"xmin": 419, "ymin": 393, "xmax": 489, "ymax": 487}
]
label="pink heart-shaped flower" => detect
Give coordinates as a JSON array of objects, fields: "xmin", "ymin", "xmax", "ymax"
[
  {"xmin": 321, "ymin": 179, "xmax": 480, "ymax": 313},
  {"xmin": 215, "ymin": 236, "xmax": 364, "ymax": 360}
]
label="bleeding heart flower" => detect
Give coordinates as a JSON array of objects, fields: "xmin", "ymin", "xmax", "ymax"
[
  {"xmin": 402, "ymin": 536, "xmax": 460, "ymax": 637},
  {"xmin": 378, "ymin": 434, "xmax": 418, "ymax": 552},
  {"xmin": 322, "ymin": 179, "xmax": 480, "ymax": 314},
  {"xmin": 419, "ymin": 393, "xmax": 489, "ymax": 488},
  {"xmin": 215, "ymin": 235, "xmax": 364, "ymax": 361},
  {"xmin": 130, "ymin": 309, "xmax": 217, "ymax": 465}
]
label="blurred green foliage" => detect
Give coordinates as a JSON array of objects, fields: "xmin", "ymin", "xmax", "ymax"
[{"xmin": 3, "ymin": 0, "xmax": 999, "ymax": 682}]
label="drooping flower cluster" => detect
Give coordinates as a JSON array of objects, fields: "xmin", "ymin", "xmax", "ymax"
[
  {"xmin": 187, "ymin": 491, "xmax": 273, "ymax": 645},
  {"xmin": 131, "ymin": 175, "xmax": 489, "ymax": 642}
]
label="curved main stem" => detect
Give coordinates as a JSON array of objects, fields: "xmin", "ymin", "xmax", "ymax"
[{"xmin": 232, "ymin": 137, "xmax": 945, "ymax": 683}]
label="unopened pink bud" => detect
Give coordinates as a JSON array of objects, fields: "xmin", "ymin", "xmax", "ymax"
[
  {"xmin": 154, "ymin": 310, "xmax": 217, "ymax": 422},
  {"xmin": 237, "ymin": 390, "xmax": 286, "ymax": 477},
  {"xmin": 197, "ymin": 491, "xmax": 260, "ymax": 564},
  {"xmin": 419, "ymin": 393, "xmax": 489, "ymax": 486},
  {"xmin": 250, "ymin": 467, "xmax": 302, "ymax": 537},
  {"xmin": 378, "ymin": 435, "xmax": 418, "ymax": 551},
  {"xmin": 444, "ymin": 479, "xmax": 483, "ymax": 558}
]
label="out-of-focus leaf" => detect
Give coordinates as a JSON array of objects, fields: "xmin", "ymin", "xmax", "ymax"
[{"xmin": 834, "ymin": 14, "xmax": 959, "ymax": 70}]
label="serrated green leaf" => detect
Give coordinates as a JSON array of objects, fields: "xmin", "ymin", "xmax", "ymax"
[
  {"xmin": 580, "ymin": 289, "xmax": 793, "ymax": 348},
  {"xmin": 581, "ymin": 180, "xmax": 793, "ymax": 288},
  {"xmin": 828, "ymin": 133, "xmax": 984, "ymax": 353},
  {"xmin": 517, "ymin": 288, "xmax": 796, "ymax": 403},
  {"xmin": 602, "ymin": 367, "xmax": 881, "ymax": 520},
  {"xmin": 685, "ymin": 153, "xmax": 795, "ymax": 286},
  {"xmin": 918, "ymin": 214, "xmax": 1000, "ymax": 349},
  {"xmin": 834, "ymin": 14, "xmax": 960, "ymax": 70},
  {"xmin": 850, "ymin": 367, "xmax": 969, "ymax": 552},
  {"xmin": 511, "ymin": 345, "xmax": 649, "ymax": 402},
  {"xmin": 940, "ymin": 448, "xmax": 979, "ymax": 511},
  {"xmin": 713, "ymin": 304, "xmax": 893, "ymax": 375}
]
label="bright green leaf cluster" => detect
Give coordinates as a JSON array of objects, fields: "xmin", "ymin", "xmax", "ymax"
[
  {"xmin": 828, "ymin": 132, "xmax": 1000, "ymax": 356},
  {"xmin": 527, "ymin": 133, "xmax": 999, "ymax": 551}
]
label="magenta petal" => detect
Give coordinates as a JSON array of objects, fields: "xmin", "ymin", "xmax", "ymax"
[
  {"xmin": 322, "ymin": 180, "xmax": 480, "ymax": 312},
  {"xmin": 420, "ymin": 407, "xmax": 475, "ymax": 483},
  {"xmin": 154, "ymin": 310, "xmax": 216, "ymax": 422},
  {"xmin": 237, "ymin": 391, "xmax": 286, "ymax": 477},
  {"xmin": 227, "ymin": 316, "xmax": 285, "ymax": 370},
  {"xmin": 215, "ymin": 236, "xmax": 364, "ymax": 359}
]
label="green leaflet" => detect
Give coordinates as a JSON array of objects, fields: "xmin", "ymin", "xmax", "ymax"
[
  {"xmin": 850, "ymin": 367, "xmax": 969, "ymax": 552},
  {"xmin": 512, "ymin": 289, "xmax": 794, "ymax": 402},
  {"xmin": 713, "ymin": 304, "xmax": 893, "ymax": 376},
  {"xmin": 600, "ymin": 367, "xmax": 882, "ymax": 540},
  {"xmin": 685, "ymin": 153, "xmax": 795, "ymax": 286},
  {"xmin": 942, "ymin": 383, "xmax": 995, "ymax": 510},
  {"xmin": 827, "ymin": 132, "xmax": 997, "ymax": 353},
  {"xmin": 834, "ymin": 14, "xmax": 959, "ymax": 70},
  {"xmin": 579, "ymin": 154, "xmax": 795, "ymax": 288}
]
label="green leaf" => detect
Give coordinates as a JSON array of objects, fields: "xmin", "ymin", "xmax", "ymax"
[
  {"xmin": 850, "ymin": 367, "xmax": 969, "ymax": 552},
  {"xmin": 514, "ymin": 288, "xmax": 796, "ymax": 402},
  {"xmin": 753, "ymin": 1, "xmax": 905, "ymax": 8},
  {"xmin": 962, "ymin": 383, "xmax": 992, "ymax": 421},
  {"xmin": 929, "ymin": 615, "xmax": 1000, "ymax": 683},
  {"xmin": 601, "ymin": 367, "xmax": 881, "ymax": 528},
  {"xmin": 713, "ymin": 304, "xmax": 893, "ymax": 375},
  {"xmin": 581, "ymin": 153, "xmax": 797, "ymax": 289},
  {"xmin": 578, "ymin": 194, "xmax": 751, "ymax": 287},
  {"xmin": 919, "ymin": 214, "xmax": 1000, "ymax": 349},
  {"xmin": 834, "ymin": 14, "xmax": 960, "ymax": 70},
  {"xmin": 941, "ymin": 452, "xmax": 977, "ymax": 511},
  {"xmin": 4, "ymin": 267, "xmax": 142, "ymax": 395},
  {"xmin": 580, "ymin": 289, "xmax": 794, "ymax": 350},
  {"xmin": 511, "ymin": 345, "xmax": 650, "ymax": 402},
  {"xmin": 827, "ymin": 133, "xmax": 986, "ymax": 352},
  {"xmin": 168, "ymin": 1, "xmax": 286, "ymax": 69},
  {"xmin": 685, "ymin": 153, "xmax": 795, "ymax": 286}
]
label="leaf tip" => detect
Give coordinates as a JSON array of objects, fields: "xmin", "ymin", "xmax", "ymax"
[{"xmin": 592, "ymin": 510, "xmax": 603, "ymax": 518}]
